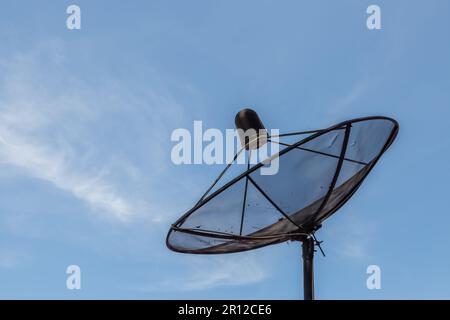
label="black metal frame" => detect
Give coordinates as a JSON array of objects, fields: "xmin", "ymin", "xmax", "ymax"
[{"xmin": 166, "ymin": 116, "xmax": 399, "ymax": 300}]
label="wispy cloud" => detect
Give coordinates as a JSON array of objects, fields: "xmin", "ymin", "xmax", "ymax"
[
  {"xmin": 0, "ymin": 248, "xmax": 29, "ymax": 269},
  {"xmin": 148, "ymin": 255, "xmax": 267, "ymax": 292},
  {"xmin": 0, "ymin": 129, "xmax": 132, "ymax": 220},
  {"xmin": 324, "ymin": 211, "xmax": 377, "ymax": 260},
  {"xmin": 329, "ymin": 76, "xmax": 369, "ymax": 116},
  {"xmin": 0, "ymin": 42, "xmax": 183, "ymax": 221}
]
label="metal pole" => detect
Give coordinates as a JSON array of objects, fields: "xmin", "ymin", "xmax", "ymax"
[{"xmin": 302, "ymin": 237, "xmax": 315, "ymax": 300}]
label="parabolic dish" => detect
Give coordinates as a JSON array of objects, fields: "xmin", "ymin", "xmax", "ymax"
[{"xmin": 167, "ymin": 116, "xmax": 399, "ymax": 254}]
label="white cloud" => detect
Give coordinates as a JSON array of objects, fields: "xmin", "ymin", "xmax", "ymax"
[
  {"xmin": 0, "ymin": 128, "xmax": 132, "ymax": 220},
  {"xmin": 324, "ymin": 212, "xmax": 376, "ymax": 260},
  {"xmin": 149, "ymin": 255, "xmax": 267, "ymax": 292},
  {"xmin": 0, "ymin": 43, "xmax": 183, "ymax": 222},
  {"xmin": 330, "ymin": 76, "xmax": 369, "ymax": 115},
  {"xmin": 0, "ymin": 248, "xmax": 29, "ymax": 269}
]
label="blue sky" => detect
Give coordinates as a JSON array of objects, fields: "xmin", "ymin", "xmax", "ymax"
[{"xmin": 0, "ymin": 0, "xmax": 449, "ymax": 299}]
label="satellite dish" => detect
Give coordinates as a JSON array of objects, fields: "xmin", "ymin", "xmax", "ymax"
[{"xmin": 167, "ymin": 109, "xmax": 399, "ymax": 300}]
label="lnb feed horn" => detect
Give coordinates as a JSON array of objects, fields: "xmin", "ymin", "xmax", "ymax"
[{"xmin": 235, "ymin": 108, "xmax": 268, "ymax": 150}]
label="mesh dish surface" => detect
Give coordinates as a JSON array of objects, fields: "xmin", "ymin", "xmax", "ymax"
[{"xmin": 167, "ymin": 117, "xmax": 399, "ymax": 254}]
